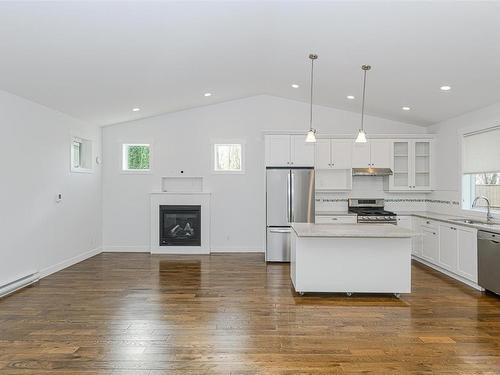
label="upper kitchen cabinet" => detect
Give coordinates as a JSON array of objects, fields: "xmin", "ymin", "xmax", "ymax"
[
  {"xmin": 387, "ymin": 139, "xmax": 433, "ymax": 192},
  {"xmin": 315, "ymin": 139, "xmax": 352, "ymax": 170},
  {"xmin": 265, "ymin": 135, "xmax": 315, "ymax": 167},
  {"xmin": 352, "ymin": 139, "xmax": 391, "ymax": 168}
]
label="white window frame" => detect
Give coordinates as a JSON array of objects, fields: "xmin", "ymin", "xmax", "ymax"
[
  {"xmin": 461, "ymin": 173, "xmax": 500, "ymax": 217},
  {"xmin": 70, "ymin": 136, "xmax": 93, "ymax": 173},
  {"xmin": 460, "ymin": 129, "xmax": 500, "ymax": 218},
  {"xmin": 121, "ymin": 143, "xmax": 153, "ymax": 174},
  {"xmin": 211, "ymin": 140, "xmax": 245, "ymax": 174}
]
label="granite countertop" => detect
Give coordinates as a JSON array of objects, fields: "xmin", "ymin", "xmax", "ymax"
[
  {"xmin": 315, "ymin": 211, "xmax": 357, "ymax": 216},
  {"xmin": 395, "ymin": 211, "xmax": 500, "ymax": 234},
  {"xmin": 292, "ymin": 223, "xmax": 413, "ymax": 238}
]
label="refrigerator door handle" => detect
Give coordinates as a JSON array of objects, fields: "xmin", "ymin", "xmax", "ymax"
[
  {"xmin": 287, "ymin": 171, "xmax": 292, "ymax": 223},
  {"xmin": 290, "ymin": 171, "xmax": 295, "ymax": 222},
  {"xmin": 269, "ymin": 228, "xmax": 291, "ymax": 233}
]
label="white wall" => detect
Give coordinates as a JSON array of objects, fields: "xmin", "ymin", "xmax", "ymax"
[
  {"xmin": 102, "ymin": 95, "xmax": 426, "ymax": 252},
  {"xmin": 0, "ymin": 90, "xmax": 102, "ymax": 288},
  {"xmin": 428, "ymin": 101, "xmax": 500, "ymax": 216}
]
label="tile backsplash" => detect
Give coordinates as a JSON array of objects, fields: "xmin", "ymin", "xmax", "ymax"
[{"xmin": 315, "ymin": 177, "xmax": 462, "ymax": 214}]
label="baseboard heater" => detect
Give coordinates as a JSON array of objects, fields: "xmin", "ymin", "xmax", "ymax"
[{"xmin": 0, "ymin": 273, "xmax": 40, "ymax": 298}]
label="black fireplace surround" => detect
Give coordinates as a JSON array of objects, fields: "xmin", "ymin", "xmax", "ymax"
[{"xmin": 159, "ymin": 205, "xmax": 201, "ymax": 246}]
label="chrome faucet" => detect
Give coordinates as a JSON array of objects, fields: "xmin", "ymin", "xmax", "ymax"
[{"xmin": 472, "ymin": 196, "xmax": 493, "ymax": 223}]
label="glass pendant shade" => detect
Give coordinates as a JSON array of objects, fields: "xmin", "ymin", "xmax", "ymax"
[
  {"xmin": 355, "ymin": 129, "xmax": 367, "ymax": 143},
  {"xmin": 305, "ymin": 129, "xmax": 317, "ymax": 143}
]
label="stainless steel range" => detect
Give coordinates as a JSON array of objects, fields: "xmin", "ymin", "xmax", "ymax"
[{"xmin": 348, "ymin": 198, "xmax": 397, "ymax": 224}]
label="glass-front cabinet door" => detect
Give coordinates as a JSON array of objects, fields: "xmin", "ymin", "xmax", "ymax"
[
  {"xmin": 413, "ymin": 141, "xmax": 431, "ymax": 190},
  {"xmin": 389, "ymin": 140, "xmax": 432, "ymax": 191},
  {"xmin": 391, "ymin": 141, "xmax": 411, "ymax": 190}
]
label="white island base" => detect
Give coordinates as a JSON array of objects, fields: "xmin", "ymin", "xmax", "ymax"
[{"xmin": 290, "ymin": 223, "xmax": 412, "ymax": 295}]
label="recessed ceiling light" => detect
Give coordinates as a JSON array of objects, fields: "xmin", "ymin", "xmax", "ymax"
[
  {"xmin": 440, "ymin": 85, "xmax": 451, "ymax": 91},
  {"xmin": 291, "ymin": 83, "xmax": 300, "ymax": 88},
  {"xmin": 402, "ymin": 106, "xmax": 411, "ymax": 111},
  {"xmin": 346, "ymin": 95, "xmax": 355, "ymax": 100},
  {"xmin": 132, "ymin": 108, "xmax": 140, "ymax": 112},
  {"xmin": 204, "ymin": 92, "xmax": 212, "ymax": 97}
]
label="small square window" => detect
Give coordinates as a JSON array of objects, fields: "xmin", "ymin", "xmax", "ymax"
[
  {"xmin": 213, "ymin": 143, "xmax": 244, "ymax": 173},
  {"xmin": 71, "ymin": 136, "xmax": 93, "ymax": 173},
  {"xmin": 122, "ymin": 144, "xmax": 151, "ymax": 172}
]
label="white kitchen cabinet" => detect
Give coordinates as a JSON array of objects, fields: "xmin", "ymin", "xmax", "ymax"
[
  {"xmin": 315, "ymin": 139, "xmax": 331, "ymax": 169},
  {"xmin": 438, "ymin": 224, "xmax": 458, "ymax": 272},
  {"xmin": 265, "ymin": 135, "xmax": 290, "ymax": 166},
  {"xmin": 396, "ymin": 216, "xmax": 412, "ymax": 230},
  {"xmin": 265, "ymin": 135, "xmax": 314, "ymax": 167},
  {"xmin": 422, "ymin": 227, "xmax": 439, "ymax": 263},
  {"xmin": 415, "ymin": 217, "xmax": 479, "ymax": 286},
  {"xmin": 388, "ymin": 140, "xmax": 432, "ymax": 192},
  {"xmin": 291, "ymin": 135, "xmax": 315, "ymax": 166},
  {"xmin": 315, "ymin": 215, "xmax": 357, "ymax": 224},
  {"xmin": 352, "ymin": 139, "xmax": 391, "ymax": 168},
  {"xmin": 352, "ymin": 142, "xmax": 371, "ymax": 168},
  {"xmin": 315, "ymin": 139, "xmax": 352, "ymax": 170},
  {"xmin": 457, "ymin": 227, "xmax": 478, "ymax": 282}
]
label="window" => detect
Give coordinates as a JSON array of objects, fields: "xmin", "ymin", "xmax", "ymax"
[
  {"xmin": 463, "ymin": 173, "xmax": 500, "ymax": 213},
  {"xmin": 71, "ymin": 136, "xmax": 93, "ymax": 172},
  {"xmin": 461, "ymin": 127, "xmax": 500, "ymax": 215},
  {"xmin": 213, "ymin": 143, "xmax": 244, "ymax": 173},
  {"xmin": 122, "ymin": 144, "xmax": 151, "ymax": 172}
]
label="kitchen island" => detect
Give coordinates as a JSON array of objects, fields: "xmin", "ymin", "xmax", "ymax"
[{"xmin": 290, "ymin": 223, "xmax": 413, "ymax": 296}]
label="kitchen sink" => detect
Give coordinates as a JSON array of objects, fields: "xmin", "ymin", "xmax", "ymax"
[{"xmin": 449, "ymin": 218, "xmax": 497, "ymax": 226}]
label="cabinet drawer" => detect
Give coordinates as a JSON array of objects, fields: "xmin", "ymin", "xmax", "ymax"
[{"xmin": 315, "ymin": 215, "xmax": 357, "ymax": 224}]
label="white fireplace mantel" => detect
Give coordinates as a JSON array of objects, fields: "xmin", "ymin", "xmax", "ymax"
[{"xmin": 150, "ymin": 192, "xmax": 211, "ymax": 254}]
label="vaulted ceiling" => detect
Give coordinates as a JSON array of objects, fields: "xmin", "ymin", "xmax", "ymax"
[{"xmin": 1, "ymin": 1, "xmax": 500, "ymax": 126}]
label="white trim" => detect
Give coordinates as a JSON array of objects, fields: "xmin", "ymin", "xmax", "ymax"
[
  {"xmin": 0, "ymin": 273, "xmax": 40, "ymax": 299},
  {"xmin": 211, "ymin": 247, "xmax": 264, "ymax": 253},
  {"xmin": 412, "ymin": 255, "xmax": 482, "ymax": 291},
  {"xmin": 101, "ymin": 245, "xmax": 150, "ymax": 252},
  {"xmin": 262, "ymin": 131, "xmax": 435, "ymax": 139},
  {"xmin": 39, "ymin": 247, "xmax": 102, "ymax": 279}
]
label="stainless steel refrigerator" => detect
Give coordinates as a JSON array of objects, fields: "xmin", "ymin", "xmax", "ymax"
[{"xmin": 266, "ymin": 167, "xmax": 315, "ymax": 262}]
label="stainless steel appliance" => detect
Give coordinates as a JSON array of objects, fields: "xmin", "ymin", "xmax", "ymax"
[
  {"xmin": 478, "ymin": 230, "xmax": 500, "ymax": 295},
  {"xmin": 348, "ymin": 198, "xmax": 397, "ymax": 224},
  {"xmin": 266, "ymin": 167, "xmax": 315, "ymax": 262}
]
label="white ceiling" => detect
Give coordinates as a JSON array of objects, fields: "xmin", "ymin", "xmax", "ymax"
[{"xmin": 1, "ymin": 1, "xmax": 500, "ymax": 126}]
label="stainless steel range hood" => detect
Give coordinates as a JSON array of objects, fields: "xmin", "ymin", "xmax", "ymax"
[{"xmin": 352, "ymin": 167, "xmax": 393, "ymax": 176}]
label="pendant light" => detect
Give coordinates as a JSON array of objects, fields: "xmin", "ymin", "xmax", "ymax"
[
  {"xmin": 355, "ymin": 64, "xmax": 371, "ymax": 143},
  {"xmin": 305, "ymin": 53, "xmax": 318, "ymax": 143}
]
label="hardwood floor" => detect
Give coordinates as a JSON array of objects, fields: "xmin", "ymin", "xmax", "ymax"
[{"xmin": 1, "ymin": 253, "xmax": 500, "ymax": 374}]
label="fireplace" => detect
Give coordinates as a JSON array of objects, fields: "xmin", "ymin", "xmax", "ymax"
[{"xmin": 159, "ymin": 205, "xmax": 201, "ymax": 246}]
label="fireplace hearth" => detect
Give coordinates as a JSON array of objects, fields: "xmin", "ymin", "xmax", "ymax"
[{"xmin": 159, "ymin": 205, "xmax": 201, "ymax": 246}]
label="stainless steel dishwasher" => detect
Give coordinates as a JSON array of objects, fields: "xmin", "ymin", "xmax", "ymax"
[{"xmin": 478, "ymin": 230, "xmax": 500, "ymax": 295}]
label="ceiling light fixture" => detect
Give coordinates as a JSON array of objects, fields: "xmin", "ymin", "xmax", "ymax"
[
  {"xmin": 204, "ymin": 92, "xmax": 212, "ymax": 97},
  {"xmin": 355, "ymin": 64, "xmax": 371, "ymax": 143},
  {"xmin": 440, "ymin": 85, "xmax": 451, "ymax": 91},
  {"xmin": 347, "ymin": 95, "xmax": 355, "ymax": 100},
  {"xmin": 132, "ymin": 108, "xmax": 140, "ymax": 112},
  {"xmin": 305, "ymin": 54, "xmax": 318, "ymax": 143},
  {"xmin": 402, "ymin": 106, "xmax": 411, "ymax": 111},
  {"xmin": 291, "ymin": 83, "xmax": 300, "ymax": 88}
]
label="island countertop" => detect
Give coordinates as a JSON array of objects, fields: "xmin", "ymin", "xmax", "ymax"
[{"xmin": 291, "ymin": 223, "xmax": 413, "ymax": 238}]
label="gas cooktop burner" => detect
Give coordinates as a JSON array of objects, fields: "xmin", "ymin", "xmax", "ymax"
[{"xmin": 348, "ymin": 198, "xmax": 397, "ymax": 224}]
